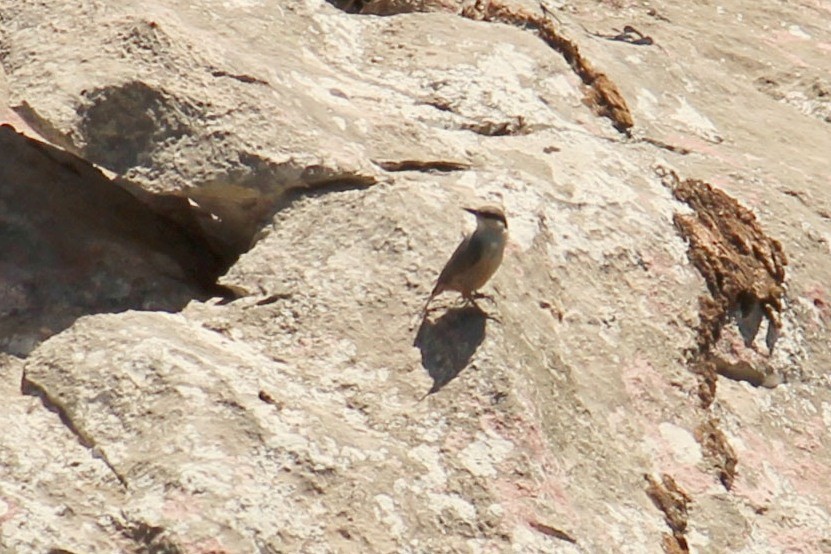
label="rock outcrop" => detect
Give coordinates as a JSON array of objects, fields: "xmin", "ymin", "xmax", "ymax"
[{"xmin": 1, "ymin": 0, "xmax": 830, "ymax": 552}]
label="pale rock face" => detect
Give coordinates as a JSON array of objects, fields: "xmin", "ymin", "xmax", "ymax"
[{"xmin": 1, "ymin": 0, "xmax": 830, "ymax": 552}]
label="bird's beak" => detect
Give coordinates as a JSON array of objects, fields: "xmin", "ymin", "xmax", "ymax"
[{"xmin": 463, "ymin": 207, "xmax": 478, "ymax": 216}]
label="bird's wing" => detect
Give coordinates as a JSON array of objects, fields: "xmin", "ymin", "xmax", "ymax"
[{"xmin": 434, "ymin": 232, "xmax": 483, "ymax": 291}]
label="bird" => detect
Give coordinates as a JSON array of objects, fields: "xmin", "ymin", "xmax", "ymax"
[{"xmin": 421, "ymin": 205, "xmax": 508, "ymax": 317}]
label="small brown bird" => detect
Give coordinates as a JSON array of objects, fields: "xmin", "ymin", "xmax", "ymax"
[{"xmin": 421, "ymin": 205, "xmax": 508, "ymax": 317}]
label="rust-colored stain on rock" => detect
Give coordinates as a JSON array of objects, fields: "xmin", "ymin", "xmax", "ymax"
[
  {"xmin": 695, "ymin": 419, "xmax": 739, "ymax": 491},
  {"xmin": 664, "ymin": 170, "xmax": 787, "ymax": 406},
  {"xmin": 645, "ymin": 473, "xmax": 691, "ymax": 554}
]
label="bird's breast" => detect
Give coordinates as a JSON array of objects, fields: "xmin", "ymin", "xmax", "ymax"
[{"xmin": 465, "ymin": 230, "xmax": 505, "ymax": 290}]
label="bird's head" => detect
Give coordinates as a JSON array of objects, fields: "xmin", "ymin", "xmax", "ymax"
[{"xmin": 464, "ymin": 205, "xmax": 508, "ymax": 230}]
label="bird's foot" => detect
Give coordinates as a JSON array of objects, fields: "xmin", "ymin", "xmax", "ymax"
[
  {"xmin": 459, "ymin": 294, "xmax": 501, "ymax": 323},
  {"xmin": 459, "ymin": 295, "xmax": 481, "ymax": 309},
  {"xmin": 470, "ymin": 292, "xmax": 496, "ymax": 304}
]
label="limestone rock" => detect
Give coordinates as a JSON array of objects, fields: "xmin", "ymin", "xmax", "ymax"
[{"xmin": 1, "ymin": 0, "xmax": 830, "ymax": 552}]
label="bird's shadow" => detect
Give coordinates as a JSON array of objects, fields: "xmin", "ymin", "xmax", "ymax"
[{"xmin": 413, "ymin": 305, "xmax": 488, "ymax": 398}]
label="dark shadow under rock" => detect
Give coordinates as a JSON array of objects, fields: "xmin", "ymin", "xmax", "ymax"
[
  {"xmin": 0, "ymin": 125, "xmax": 236, "ymax": 355},
  {"xmin": 413, "ymin": 305, "xmax": 487, "ymax": 397},
  {"xmin": 326, "ymin": 0, "xmax": 445, "ymax": 15}
]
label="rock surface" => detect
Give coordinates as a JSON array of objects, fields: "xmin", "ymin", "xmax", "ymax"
[
  {"xmin": 1, "ymin": 0, "xmax": 830, "ymax": 552},
  {"xmin": 0, "ymin": 126, "xmax": 231, "ymax": 356}
]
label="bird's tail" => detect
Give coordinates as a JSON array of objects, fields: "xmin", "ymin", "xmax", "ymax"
[
  {"xmin": 420, "ymin": 294, "xmax": 434, "ymax": 320},
  {"xmin": 420, "ymin": 284, "xmax": 443, "ymax": 319}
]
